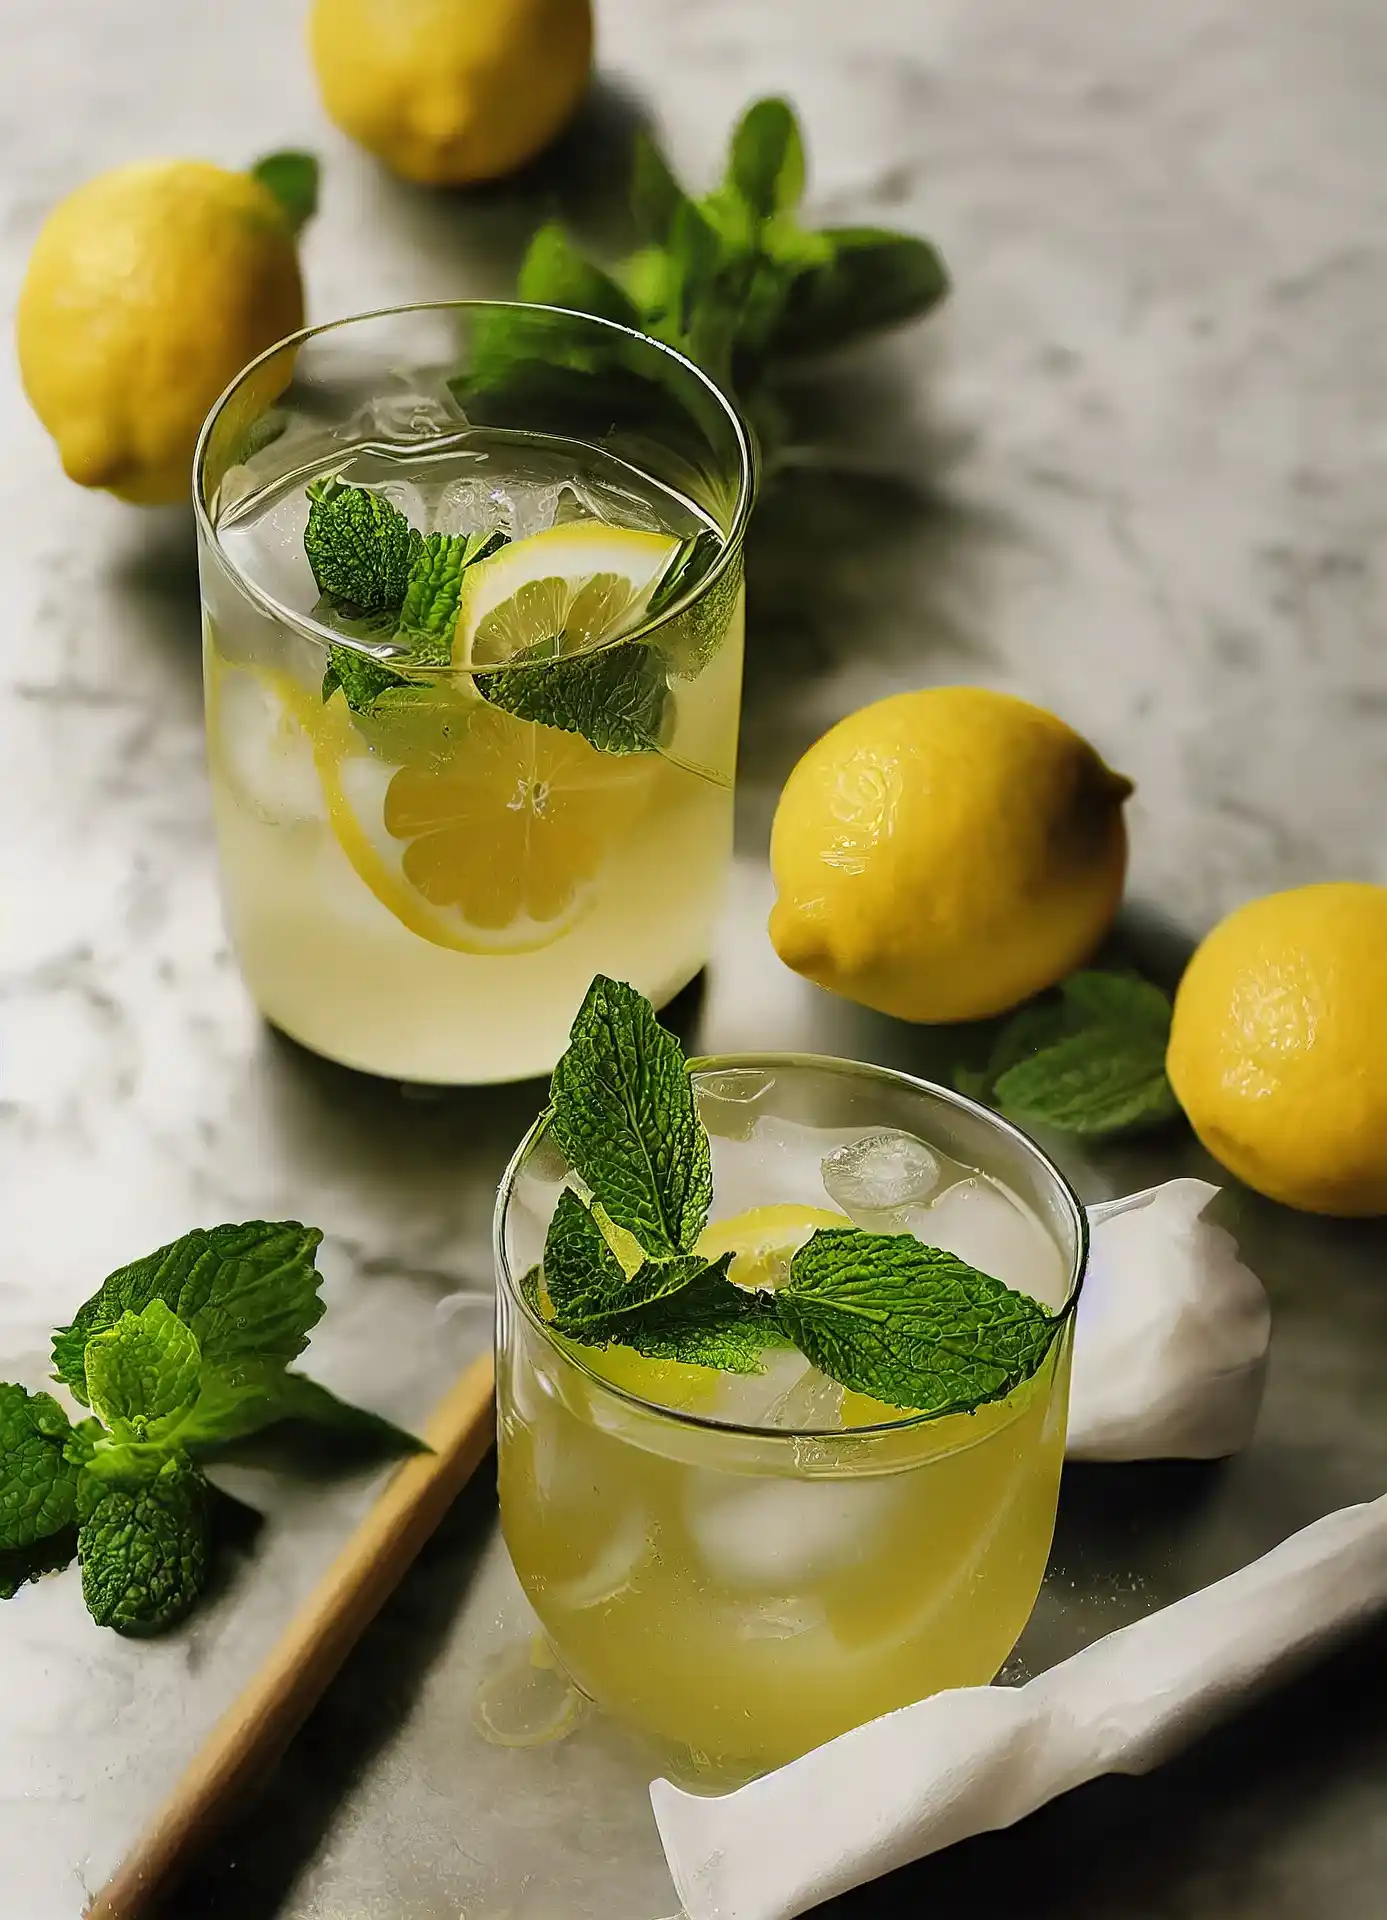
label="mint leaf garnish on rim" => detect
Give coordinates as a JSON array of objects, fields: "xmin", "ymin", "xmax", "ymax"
[
  {"xmin": 958, "ymin": 970, "xmax": 1179, "ymax": 1139},
  {"xmin": 530, "ymin": 977, "xmax": 1069, "ymax": 1414},
  {"xmin": 776, "ymin": 1230, "xmax": 1061, "ymax": 1418},
  {"xmin": 549, "ymin": 976, "xmax": 712, "ymax": 1257}
]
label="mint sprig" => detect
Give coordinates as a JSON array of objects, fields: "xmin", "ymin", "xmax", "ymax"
[
  {"xmin": 305, "ymin": 476, "xmax": 419, "ymax": 613},
  {"xmin": 1, "ymin": 1222, "xmax": 423, "ymax": 1636},
  {"xmin": 530, "ymin": 977, "xmax": 1065, "ymax": 1416},
  {"xmin": 958, "ymin": 970, "xmax": 1180, "ymax": 1139},
  {"xmin": 479, "ymin": 97, "xmax": 948, "ymax": 453},
  {"xmin": 398, "ymin": 528, "xmax": 507, "ymax": 661}
]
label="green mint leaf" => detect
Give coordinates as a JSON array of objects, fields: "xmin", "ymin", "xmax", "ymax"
[
  {"xmin": 767, "ymin": 227, "xmax": 949, "ymax": 358},
  {"xmin": 541, "ymin": 1191, "xmax": 779, "ymax": 1375},
  {"xmin": 517, "ymin": 222, "xmax": 643, "ymax": 328},
  {"xmin": 994, "ymin": 1028, "xmax": 1179, "ymax": 1137},
  {"xmin": 53, "ymin": 1222, "xmax": 327, "ymax": 1406},
  {"xmin": 479, "ymin": 636, "xmax": 668, "ymax": 754},
  {"xmin": 172, "ymin": 1358, "xmax": 425, "ymax": 1459},
  {"xmin": 621, "ymin": 244, "xmax": 680, "ymax": 324},
  {"xmin": 667, "ymin": 197, "xmax": 726, "ymax": 332},
  {"xmin": 322, "ymin": 643, "xmax": 410, "ymax": 712},
  {"xmin": 1059, "ymin": 969, "xmax": 1173, "ymax": 1035},
  {"xmin": 304, "ymin": 476, "xmax": 419, "ymax": 613},
  {"xmin": 77, "ymin": 1453, "xmax": 210, "ymax": 1636},
  {"xmin": 250, "ymin": 150, "xmax": 320, "ymax": 235},
  {"xmin": 630, "ymin": 131, "xmax": 689, "ymax": 244},
  {"xmin": 549, "ymin": 977, "xmax": 712, "ymax": 1256},
  {"xmin": 727, "ymin": 98, "xmax": 805, "ymax": 220},
  {"xmin": 397, "ymin": 528, "xmax": 507, "ymax": 663},
  {"xmin": 778, "ymin": 1230, "xmax": 1061, "ymax": 1417},
  {"xmin": 954, "ymin": 1000, "xmax": 1071, "ymax": 1103},
  {"xmin": 0, "ymin": 1384, "xmax": 79, "ymax": 1550},
  {"xmin": 84, "ymin": 1301, "xmax": 202, "ymax": 1437}
]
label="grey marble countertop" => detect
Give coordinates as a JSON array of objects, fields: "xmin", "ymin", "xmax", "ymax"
[{"xmin": 4, "ymin": 1, "xmax": 1387, "ymax": 1916}]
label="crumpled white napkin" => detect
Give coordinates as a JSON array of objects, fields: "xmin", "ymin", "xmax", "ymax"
[
  {"xmin": 652, "ymin": 1493, "xmax": 1387, "ymax": 1920},
  {"xmin": 1068, "ymin": 1178, "xmax": 1269, "ymax": 1460}
]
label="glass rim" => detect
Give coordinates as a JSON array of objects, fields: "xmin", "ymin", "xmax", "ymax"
[
  {"xmin": 493, "ymin": 1050, "xmax": 1090, "ymax": 1444},
  {"xmin": 191, "ymin": 299, "xmax": 758, "ymax": 672}
]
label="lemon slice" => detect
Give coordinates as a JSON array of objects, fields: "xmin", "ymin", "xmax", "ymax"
[
  {"xmin": 321, "ymin": 697, "xmax": 655, "ymax": 954},
  {"xmin": 695, "ymin": 1203, "xmax": 849, "ymax": 1290},
  {"xmin": 454, "ymin": 521, "xmax": 680, "ymax": 668}
]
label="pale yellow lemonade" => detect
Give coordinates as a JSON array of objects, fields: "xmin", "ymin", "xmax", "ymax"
[
  {"xmin": 497, "ymin": 1066, "xmax": 1082, "ymax": 1775},
  {"xmin": 201, "ymin": 435, "xmax": 743, "ymax": 1083}
]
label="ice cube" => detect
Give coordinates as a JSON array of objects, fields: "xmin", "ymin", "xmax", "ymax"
[
  {"xmin": 212, "ymin": 664, "xmax": 326, "ymax": 827},
  {"xmin": 759, "ymin": 1361, "xmax": 844, "ymax": 1433},
  {"xmin": 821, "ymin": 1129, "xmax": 941, "ymax": 1227},
  {"xmin": 912, "ymin": 1177, "xmax": 1067, "ymax": 1307},
  {"xmin": 700, "ymin": 1348, "xmax": 818, "ymax": 1428},
  {"xmin": 711, "ymin": 1116, "xmax": 865, "ymax": 1219},
  {"xmin": 430, "ymin": 476, "xmax": 561, "ymax": 540},
  {"xmin": 683, "ymin": 1468, "xmax": 900, "ymax": 1591},
  {"xmin": 695, "ymin": 1069, "xmax": 776, "ymax": 1141}
]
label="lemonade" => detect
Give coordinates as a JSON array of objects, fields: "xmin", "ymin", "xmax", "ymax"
[
  {"xmin": 195, "ymin": 305, "xmax": 753, "ymax": 1082},
  {"xmin": 496, "ymin": 1010, "xmax": 1086, "ymax": 1777}
]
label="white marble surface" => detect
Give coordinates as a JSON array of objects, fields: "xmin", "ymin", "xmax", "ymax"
[{"xmin": 3, "ymin": 1, "xmax": 1387, "ymax": 1916}]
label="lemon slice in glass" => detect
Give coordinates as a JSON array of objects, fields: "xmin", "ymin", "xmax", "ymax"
[
  {"xmin": 453, "ymin": 520, "xmax": 680, "ymax": 667},
  {"xmin": 302, "ymin": 521, "xmax": 683, "ymax": 954}
]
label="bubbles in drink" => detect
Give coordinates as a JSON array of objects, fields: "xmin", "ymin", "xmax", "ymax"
[{"xmin": 820, "ymin": 1128, "xmax": 941, "ymax": 1227}]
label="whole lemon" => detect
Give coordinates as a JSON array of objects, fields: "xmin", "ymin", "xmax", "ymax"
[
  {"xmin": 1167, "ymin": 883, "xmax": 1387, "ymax": 1215},
  {"xmin": 17, "ymin": 161, "xmax": 304, "ymax": 506},
  {"xmin": 768, "ymin": 687, "xmax": 1132, "ymax": 1023},
  {"xmin": 309, "ymin": 0, "xmax": 593, "ymax": 187}
]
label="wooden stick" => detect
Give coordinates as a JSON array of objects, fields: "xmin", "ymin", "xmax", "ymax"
[{"xmin": 88, "ymin": 1352, "xmax": 497, "ymax": 1920}]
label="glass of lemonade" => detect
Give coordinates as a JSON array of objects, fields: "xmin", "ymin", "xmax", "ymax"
[
  {"xmin": 194, "ymin": 304, "xmax": 754, "ymax": 1083},
  {"xmin": 495, "ymin": 1054, "xmax": 1087, "ymax": 1777}
]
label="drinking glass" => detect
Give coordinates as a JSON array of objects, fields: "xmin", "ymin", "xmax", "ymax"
[
  {"xmin": 195, "ymin": 303, "xmax": 754, "ymax": 1083},
  {"xmin": 495, "ymin": 1056, "xmax": 1087, "ymax": 1776}
]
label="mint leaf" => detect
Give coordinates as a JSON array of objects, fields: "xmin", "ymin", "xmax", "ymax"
[
  {"xmin": 542, "ymin": 1190, "xmax": 779, "ymax": 1375},
  {"xmin": 250, "ymin": 150, "xmax": 319, "ymax": 235},
  {"xmin": 304, "ymin": 477, "xmax": 419, "ymax": 613},
  {"xmin": 1059, "ymin": 969, "xmax": 1173, "ymax": 1034},
  {"xmin": 77, "ymin": 1453, "xmax": 210, "ymax": 1636},
  {"xmin": 322, "ymin": 644, "xmax": 411, "ymax": 712},
  {"xmin": 549, "ymin": 977, "xmax": 712, "ymax": 1256},
  {"xmin": 994, "ymin": 1028, "xmax": 1179, "ymax": 1136},
  {"xmin": 767, "ymin": 228, "xmax": 949, "ymax": 358},
  {"xmin": 778, "ymin": 1230, "xmax": 1061, "ymax": 1416},
  {"xmin": 630, "ymin": 132, "xmax": 688, "ymax": 244},
  {"xmin": 518, "ymin": 222, "xmax": 643, "ymax": 328},
  {"xmin": 396, "ymin": 528, "xmax": 506, "ymax": 663},
  {"xmin": 172, "ymin": 1358, "xmax": 425, "ymax": 1459},
  {"xmin": 954, "ymin": 1000, "xmax": 1071, "ymax": 1101},
  {"xmin": 84, "ymin": 1301, "xmax": 202, "ymax": 1437},
  {"xmin": 727, "ymin": 98, "xmax": 805, "ymax": 219},
  {"xmin": 479, "ymin": 637, "xmax": 668, "ymax": 754},
  {"xmin": 53, "ymin": 1222, "xmax": 326, "ymax": 1406},
  {"xmin": 0, "ymin": 1385, "xmax": 79, "ymax": 1550}
]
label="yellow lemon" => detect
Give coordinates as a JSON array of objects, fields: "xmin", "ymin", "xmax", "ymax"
[
  {"xmin": 768, "ymin": 687, "xmax": 1132, "ymax": 1024},
  {"xmin": 17, "ymin": 161, "xmax": 303, "ymax": 505},
  {"xmin": 309, "ymin": 0, "xmax": 593, "ymax": 186},
  {"xmin": 1167, "ymin": 883, "xmax": 1387, "ymax": 1215},
  {"xmin": 696, "ymin": 1203, "xmax": 849, "ymax": 1289}
]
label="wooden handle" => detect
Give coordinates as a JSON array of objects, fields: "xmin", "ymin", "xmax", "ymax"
[{"xmin": 88, "ymin": 1352, "xmax": 496, "ymax": 1920}]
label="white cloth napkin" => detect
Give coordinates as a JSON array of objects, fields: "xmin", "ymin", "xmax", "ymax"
[
  {"xmin": 652, "ymin": 1493, "xmax": 1387, "ymax": 1920},
  {"xmin": 1068, "ymin": 1179, "xmax": 1270, "ymax": 1461}
]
